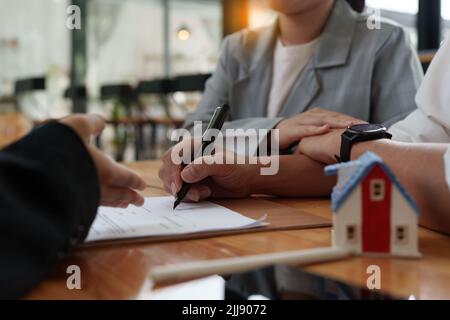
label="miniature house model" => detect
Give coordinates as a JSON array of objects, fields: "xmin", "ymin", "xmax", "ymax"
[{"xmin": 325, "ymin": 152, "xmax": 420, "ymax": 258}]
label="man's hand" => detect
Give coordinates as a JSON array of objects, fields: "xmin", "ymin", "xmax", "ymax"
[
  {"xmin": 275, "ymin": 108, "xmax": 362, "ymax": 150},
  {"xmin": 159, "ymin": 138, "xmax": 203, "ymax": 199},
  {"xmin": 181, "ymin": 152, "xmax": 257, "ymax": 201},
  {"xmin": 61, "ymin": 114, "xmax": 146, "ymax": 208},
  {"xmin": 159, "ymin": 146, "xmax": 256, "ymax": 202},
  {"xmin": 297, "ymin": 129, "xmax": 345, "ymax": 164}
]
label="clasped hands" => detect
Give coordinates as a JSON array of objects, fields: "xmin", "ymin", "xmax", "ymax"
[{"xmin": 159, "ymin": 108, "xmax": 365, "ymax": 203}]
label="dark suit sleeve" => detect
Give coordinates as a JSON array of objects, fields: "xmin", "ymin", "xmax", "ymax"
[{"xmin": 0, "ymin": 122, "xmax": 100, "ymax": 299}]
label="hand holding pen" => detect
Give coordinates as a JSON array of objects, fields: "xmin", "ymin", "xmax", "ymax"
[{"xmin": 173, "ymin": 104, "xmax": 230, "ymax": 209}]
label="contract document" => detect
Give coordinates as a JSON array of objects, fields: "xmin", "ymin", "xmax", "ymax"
[{"xmin": 85, "ymin": 197, "xmax": 267, "ymax": 243}]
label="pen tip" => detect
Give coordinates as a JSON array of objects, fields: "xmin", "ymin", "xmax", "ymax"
[{"xmin": 173, "ymin": 199, "xmax": 180, "ymax": 210}]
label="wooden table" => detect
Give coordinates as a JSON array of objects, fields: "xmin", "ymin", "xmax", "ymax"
[
  {"xmin": 0, "ymin": 113, "xmax": 32, "ymax": 149},
  {"xmin": 27, "ymin": 161, "xmax": 450, "ymax": 299}
]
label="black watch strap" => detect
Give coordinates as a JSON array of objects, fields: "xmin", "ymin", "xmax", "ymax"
[
  {"xmin": 339, "ymin": 133, "xmax": 352, "ymax": 163},
  {"xmin": 338, "ymin": 131, "xmax": 392, "ymax": 163}
]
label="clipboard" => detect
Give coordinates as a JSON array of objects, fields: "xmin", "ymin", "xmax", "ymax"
[{"xmin": 82, "ymin": 198, "xmax": 331, "ymax": 247}]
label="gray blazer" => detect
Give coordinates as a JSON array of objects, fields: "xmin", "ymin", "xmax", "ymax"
[{"xmin": 185, "ymin": 0, "xmax": 423, "ymax": 132}]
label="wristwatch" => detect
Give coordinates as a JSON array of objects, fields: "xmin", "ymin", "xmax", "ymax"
[{"xmin": 338, "ymin": 123, "xmax": 392, "ymax": 162}]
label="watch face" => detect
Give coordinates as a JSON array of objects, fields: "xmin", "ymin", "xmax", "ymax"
[{"xmin": 347, "ymin": 123, "xmax": 386, "ymax": 134}]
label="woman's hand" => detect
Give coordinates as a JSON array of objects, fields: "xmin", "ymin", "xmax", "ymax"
[
  {"xmin": 275, "ymin": 108, "xmax": 363, "ymax": 150},
  {"xmin": 297, "ymin": 129, "xmax": 345, "ymax": 164}
]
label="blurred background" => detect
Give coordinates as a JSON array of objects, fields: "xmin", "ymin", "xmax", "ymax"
[{"xmin": 0, "ymin": 0, "xmax": 447, "ymax": 161}]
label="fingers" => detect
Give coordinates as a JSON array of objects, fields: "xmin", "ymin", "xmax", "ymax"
[
  {"xmin": 305, "ymin": 114, "xmax": 352, "ymax": 128},
  {"xmin": 296, "ymin": 124, "xmax": 330, "ymax": 138},
  {"xmin": 60, "ymin": 114, "xmax": 106, "ymax": 142},
  {"xmin": 90, "ymin": 147, "xmax": 146, "ymax": 207},
  {"xmin": 321, "ymin": 115, "xmax": 361, "ymax": 128},
  {"xmin": 180, "ymin": 156, "xmax": 225, "ymax": 184},
  {"xmin": 322, "ymin": 117, "xmax": 353, "ymax": 128},
  {"xmin": 89, "ymin": 147, "xmax": 146, "ymax": 191},
  {"xmin": 100, "ymin": 200, "xmax": 129, "ymax": 208},
  {"xmin": 109, "ymin": 163, "xmax": 147, "ymax": 190},
  {"xmin": 101, "ymin": 186, "xmax": 145, "ymax": 207},
  {"xmin": 183, "ymin": 184, "xmax": 212, "ymax": 202},
  {"xmin": 83, "ymin": 114, "xmax": 106, "ymax": 136},
  {"xmin": 298, "ymin": 108, "xmax": 363, "ymax": 128},
  {"xmin": 62, "ymin": 116, "xmax": 148, "ymax": 208},
  {"xmin": 159, "ymin": 147, "xmax": 184, "ymax": 195},
  {"xmin": 296, "ymin": 129, "xmax": 343, "ymax": 164},
  {"xmin": 180, "ymin": 164, "xmax": 207, "ymax": 184},
  {"xmin": 172, "ymin": 138, "xmax": 202, "ymax": 164},
  {"xmin": 159, "ymin": 138, "xmax": 202, "ymax": 195},
  {"xmin": 282, "ymin": 124, "xmax": 330, "ymax": 148}
]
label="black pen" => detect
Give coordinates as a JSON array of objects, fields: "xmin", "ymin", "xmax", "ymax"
[{"xmin": 173, "ymin": 104, "xmax": 230, "ymax": 210}]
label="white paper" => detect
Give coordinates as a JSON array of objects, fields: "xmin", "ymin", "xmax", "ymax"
[{"xmin": 85, "ymin": 197, "xmax": 267, "ymax": 242}]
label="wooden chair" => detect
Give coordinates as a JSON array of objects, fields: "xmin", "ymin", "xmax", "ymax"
[
  {"xmin": 14, "ymin": 77, "xmax": 47, "ymax": 119},
  {"xmin": 100, "ymin": 84, "xmax": 137, "ymax": 161}
]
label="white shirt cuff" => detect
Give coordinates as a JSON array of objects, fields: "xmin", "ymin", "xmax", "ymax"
[{"xmin": 444, "ymin": 147, "xmax": 450, "ymax": 192}]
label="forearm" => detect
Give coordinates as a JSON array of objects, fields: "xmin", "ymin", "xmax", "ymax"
[
  {"xmin": 250, "ymin": 155, "xmax": 336, "ymax": 197},
  {"xmin": 352, "ymin": 140, "xmax": 450, "ymax": 234},
  {"xmin": 0, "ymin": 123, "xmax": 99, "ymax": 298}
]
